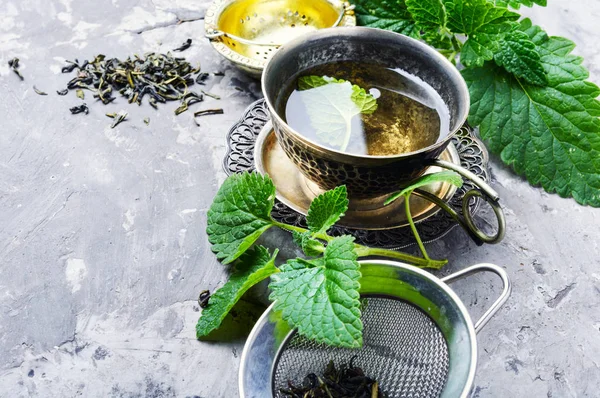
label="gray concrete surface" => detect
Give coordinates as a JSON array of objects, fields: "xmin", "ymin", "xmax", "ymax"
[{"xmin": 1, "ymin": 0, "xmax": 599, "ymax": 397}]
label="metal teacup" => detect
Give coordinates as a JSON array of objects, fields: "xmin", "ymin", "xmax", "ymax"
[{"xmin": 262, "ymin": 27, "xmax": 470, "ymax": 199}]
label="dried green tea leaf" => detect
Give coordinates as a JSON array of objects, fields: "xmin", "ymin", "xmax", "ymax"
[
  {"xmin": 143, "ymin": 117, "xmax": 150, "ymax": 125},
  {"xmin": 33, "ymin": 86, "xmax": 47, "ymax": 96},
  {"xmin": 76, "ymin": 89, "xmax": 85, "ymax": 99},
  {"xmin": 106, "ymin": 111, "xmax": 128, "ymax": 128},
  {"xmin": 463, "ymin": 21, "xmax": 600, "ymax": 206},
  {"xmin": 306, "ymin": 185, "xmax": 349, "ymax": 235},
  {"xmin": 8, "ymin": 57, "xmax": 24, "ymax": 80},
  {"xmin": 201, "ymin": 90, "xmax": 221, "ymax": 100},
  {"xmin": 269, "ymin": 235, "xmax": 363, "ymax": 348},
  {"xmin": 194, "ymin": 108, "xmax": 224, "ymax": 117},
  {"xmin": 69, "ymin": 103, "xmax": 89, "ymax": 115},
  {"xmin": 57, "ymin": 89, "xmax": 69, "ymax": 96},
  {"xmin": 173, "ymin": 38, "xmax": 192, "ymax": 52},
  {"xmin": 196, "ymin": 246, "xmax": 278, "ymax": 338},
  {"xmin": 206, "ymin": 172, "xmax": 277, "ymax": 264}
]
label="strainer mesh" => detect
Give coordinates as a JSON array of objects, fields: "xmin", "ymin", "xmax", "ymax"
[{"xmin": 272, "ymin": 297, "xmax": 449, "ymax": 398}]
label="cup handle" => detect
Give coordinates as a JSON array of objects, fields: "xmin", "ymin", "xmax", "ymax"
[
  {"xmin": 423, "ymin": 158, "xmax": 506, "ymax": 245},
  {"xmin": 441, "ymin": 263, "xmax": 511, "ymax": 334}
]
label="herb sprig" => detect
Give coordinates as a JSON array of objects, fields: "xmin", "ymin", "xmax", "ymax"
[
  {"xmin": 197, "ymin": 171, "xmax": 462, "ymax": 347},
  {"xmin": 352, "ymin": 0, "xmax": 600, "ymax": 207}
]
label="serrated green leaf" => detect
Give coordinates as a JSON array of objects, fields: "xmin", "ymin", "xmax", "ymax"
[
  {"xmin": 269, "ymin": 236, "xmax": 363, "ymax": 348},
  {"xmin": 385, "ymin": 171, "xmax": 463, "ymax": 205},
  {"xmin": 307, "ymin": 185, "xmax": 349, "ymax": 234},
  {"xmin": 296, "ymin": 77, "xmax": 377, "ymax": 151},
  {"xmin": 445, "ymin": 0, "xmax": 519, "ymax": 67},
  {"xmin": 445, "ymin": 0, "xmax": 519, "ymax": 35},
  {"xmin": 292, "ymin": 231, "xmax": 325, "ymax": 256},
  {"xmin": 495, "ymin": 30, "xmax": 547, "ymax": 85},
  {"xmin": 406, "ymin": 0, "xmax": 446, "ymax": 32},
  {"xmin": 196, "ymin": 246, "xmax": 279, "ymax": 338},
  {"xmin": 463, "ymin": 23, "xmax": 600, "ymax": 206},
  {"xmin": 352, "ymin": 0, "xmax": 420, "ymax": 38},
  {"xmin": 461, "ymin": 33, "xmax": 502, "ymax": 67},
  {"xmin": 206, "ymin": 172, "xmax": 276, "ymax": 264},
  {"xmin": 495, "ymin": 0, "xmax": 546, "ymax": 9}
]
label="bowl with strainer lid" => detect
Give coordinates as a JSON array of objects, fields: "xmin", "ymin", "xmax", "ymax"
[
  {"xmin": 239, "ymin": 260, "xmax": 511, "ymax": 397},
  {"xmin": 204, "ymin": 0, "xmax": 356, "ymax": 77}
]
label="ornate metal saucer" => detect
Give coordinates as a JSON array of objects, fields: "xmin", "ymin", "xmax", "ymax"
[{"xmin": 224, "ymin": 99, "xmax": 492, "ymax": 249}]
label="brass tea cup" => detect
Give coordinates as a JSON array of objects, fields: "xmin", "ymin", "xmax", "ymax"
[{"xmin": 262, "ymin": 27, "xmax": 506, "ymax": 244}]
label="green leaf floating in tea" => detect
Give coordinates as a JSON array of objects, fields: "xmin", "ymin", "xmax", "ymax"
[{"xmin": 297, "ymin": 76, "xmax": 378, "ymax": 152}]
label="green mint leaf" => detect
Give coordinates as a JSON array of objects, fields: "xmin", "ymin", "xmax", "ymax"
[
  {"xmin": 352, "ymin": 0, "xmax": 420, "ymax": 38},
  {"xmin": 196, "ymin": 246, "xmax": 279, "ymax": 338},
  {"xmin": 494, "ymin": 30, "xmax": 548, "ymax": 86},
  {"xmin": 445, "ymin": 0, "xmax": 519, "ymax": 67},
  {"xmin": 207, "ymin": 172, "xmax": 276, "ymax": 264},
  {"xmin": 445, "ymin": 0, "xmax": 519, "ymax": 35},
  {"xmin": 463, "ymin": 23, "xmax": 600, "ymax": 206},
  {"xmin": 495, "ymin": 0, "xmax": 546, "ymax": 9},
  {"xmin": 406, "ymin": 0, "xmax": 446, "ymax": 33},
  {"xmin": 307, "ymin": 185, "xmax": 349, "ymax": 234},
  {"xmin": 292, "ymin": 231, "xmax": 325, "ymax": 256},
  {"xmin": 296, "ymin": 76, "xmax": 377, "ymax": 151},
  {"xmin": 461, "ymin": 33, "xmax": 502, "ymax": 67},
  {"xmin": 269, "ymin": 236, "xmax": 363, "ymax": 348},
  {"xmin": 385, "ymin": 171, "xmax": 463, "ymax": 205}
]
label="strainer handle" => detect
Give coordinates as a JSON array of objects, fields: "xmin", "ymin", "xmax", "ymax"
[{"xmin": 441, "ymin": 263, "xmax": 511, "ymax": 334}]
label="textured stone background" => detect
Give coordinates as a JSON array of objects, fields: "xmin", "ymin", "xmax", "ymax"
[{"xmin": 0, "ymin": 0, "xmax": 599, "ymax": 397}]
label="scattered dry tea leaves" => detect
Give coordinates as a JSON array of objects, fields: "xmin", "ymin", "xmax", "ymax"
[
  {"xmin": 173, "ymin": 38, "xmax": 192, "ymax": 52},
  {"xmin": 8, "ymin": 58, "xmax": 24, "ymax": 80},
  {"xmin": 106, "ymin": 111, "xmax": 128, "ymax": 128},
  {"xmin": 70, "ymin": 103, "xmax": 89, "ymax": 115},
  {"xmin": 33, "ymin": 86, "xmax": 47, "ymax": 96}
]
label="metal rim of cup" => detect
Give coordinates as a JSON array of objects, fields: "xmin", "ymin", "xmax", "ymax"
[{"xmin": 261, "ymin": 26, "xmax": 471, "ymax": 161}]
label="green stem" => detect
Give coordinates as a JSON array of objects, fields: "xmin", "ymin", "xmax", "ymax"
[
  {"xmin": 274, "ymin": 221, "xmax": 332, "ymax": 242},
  {"xmin": 405, "ymin": 193, "xmax": 431, "ymax": 261},
  {"xmin": 354, "ymin": 245, "xmax": 447, "ymax": 269},
  {"xmin": 275, "ymin": 218, "xmax": 447, "ymax": 269}
]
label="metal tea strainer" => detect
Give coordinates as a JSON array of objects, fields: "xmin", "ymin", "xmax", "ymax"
[
  {"xmin": 204, "ymin": 0, "xmax": 356, "ymax": 76},
  {"xmin": 239, "ymin": 260, "xmax": 511, "ymax": 398}
]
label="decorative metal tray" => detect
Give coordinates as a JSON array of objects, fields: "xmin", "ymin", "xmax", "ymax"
[{"xmin": 223, "ymin": 99, "xmax": 489, "ymax": 249}]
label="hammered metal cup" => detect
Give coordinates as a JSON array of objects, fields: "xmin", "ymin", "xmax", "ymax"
[
  {"xmin": 262, "ymin": 27, "xmax": 506, "ymax": 244},
  {"xmin": 262, "ymin": 27, "xmax": 471, "ymax": 198}
]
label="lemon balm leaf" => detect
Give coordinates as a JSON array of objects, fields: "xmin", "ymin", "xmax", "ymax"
[
  {"xmin": 306, "ymin": 185, "xmax": 349, "ymax": 235},
  {"xmin": 206, "ymin": 172, "xmax": 277, "ymax": 264},
  {"xmin": 196, "ymin": 246, "xmax": 279, "ymax": 338},
  {"xmin": 464, "ymin": 22, "xmax": 600, "ymax": 206},
  {"xmin": 269, "ymin": 236, "xmax": 363, "ymax": 348}
]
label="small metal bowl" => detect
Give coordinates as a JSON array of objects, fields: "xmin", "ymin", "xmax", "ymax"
[{"xmin": 204, "ymin": 0, "xmax": 356, "ymax": 77}]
